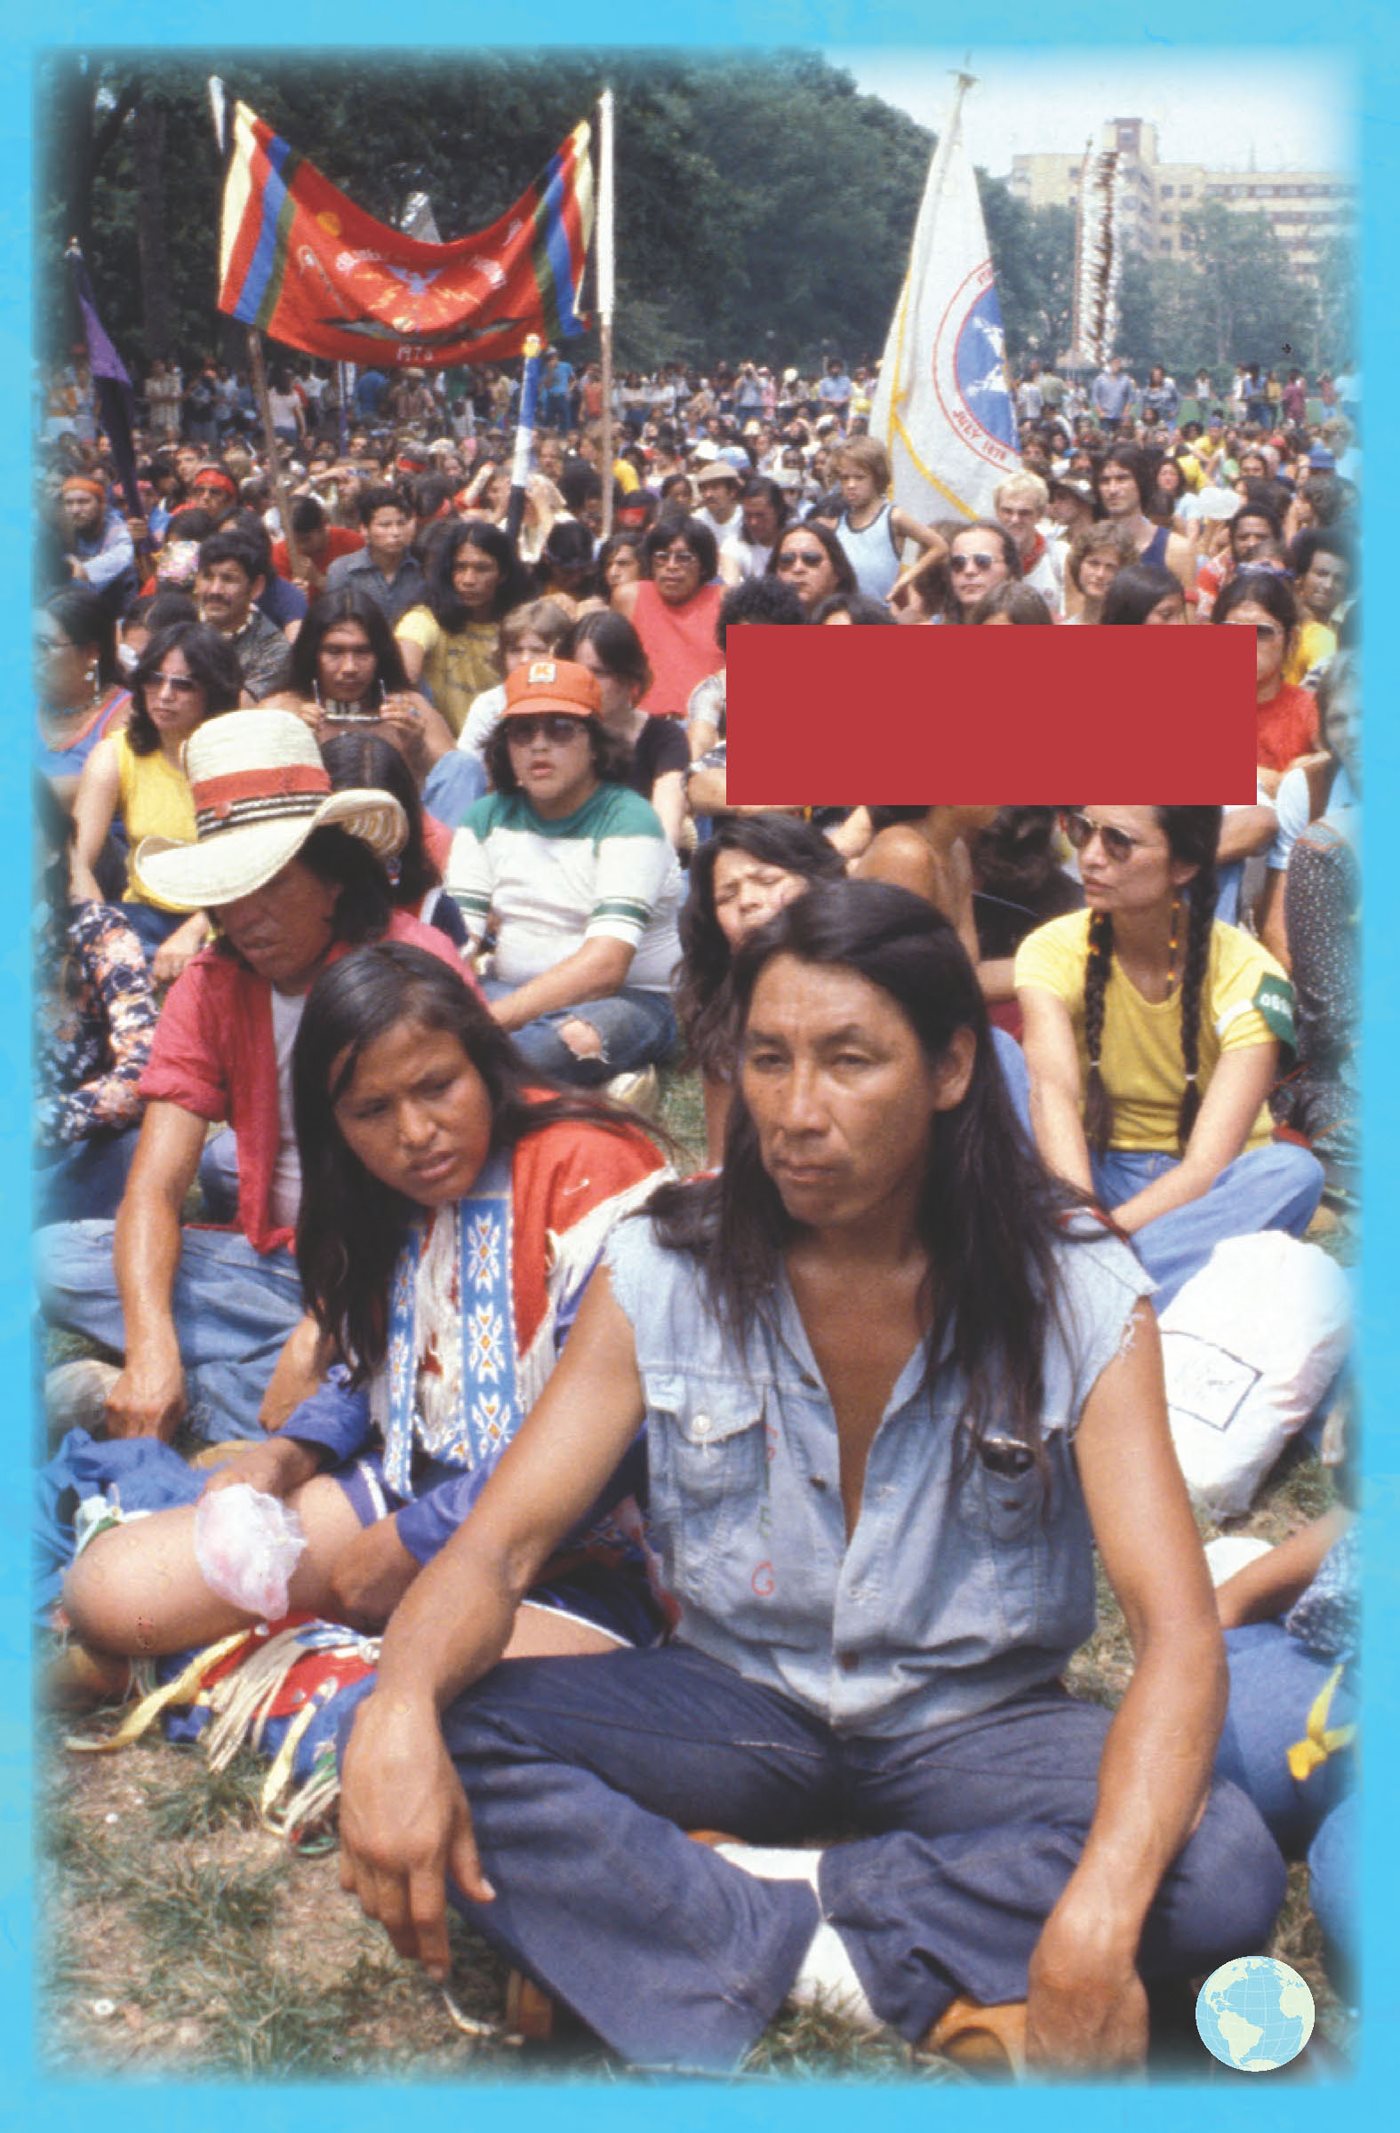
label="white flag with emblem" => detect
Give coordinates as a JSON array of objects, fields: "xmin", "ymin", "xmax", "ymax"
[{"xmin": 869, "ymin": 74, "xmax": 1020, "ymax": 524}]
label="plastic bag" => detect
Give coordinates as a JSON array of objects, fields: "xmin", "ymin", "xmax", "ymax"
[
  {"xmin": 194, "ymin": 1483, "xmax": 307, "ymax": 1621},
  {"xmin": 1160, "ymin": 1232, "xmax": 1350, "ymax": 1517}
]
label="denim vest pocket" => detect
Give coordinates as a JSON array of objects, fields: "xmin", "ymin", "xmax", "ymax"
[
  {"xmin": 955, "ymin": 1435, "xmax": 1046, "ymax": 1640},
  {"xmin": 643, "ymin": 1370, "xmax": 769, "ymax": 1603}
]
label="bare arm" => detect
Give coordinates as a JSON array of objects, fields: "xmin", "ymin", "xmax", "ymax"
[
  {"xmin": 1018, "ymin": 984, "xmax": 1095, "ymax": 1196},
  {"xmin": 486, "ymin": 935, "xmax": 635, "ymax": 1033},
  {"xmin": 1027, "ymin": 1302, "xmax": 1229, "ymax": 2067},
  {"xmin": 1215, "ymin": 1507, "xmax": 1351, "ymax": 1629},
  {"xmin": 1108, "ymin": 1042, "xmax": 1278, "ymax": 1235},
  {"xmin": 106, "ymin": 1101, "xmax": 209, "ymax": 1439},
  {"xmin": 889, "ymin": 506, "xmax": 948, "ymax": 563},
  {"xmin": 1218, "ymin": 805, "xmax": 1278, "ymax": 863},
  {"xmin": 649, "ymin": 768, "xmax": 687, "ymax": 849},
  {"xmin": 69, "ymin": 735, "xmax": 123, "ymax": 903},
  {"xmin": 395, "ymin": 631, "xmax": 427, "ymax": 686},
  {"xmin": 337, "ymin": 1268, "xmax": 646, "ymax": 1976},
  {"xmin": 1257, "ymin": 867, "xmax": 1291, "ymax": 970}
]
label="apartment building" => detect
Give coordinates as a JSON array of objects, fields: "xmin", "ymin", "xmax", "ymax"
[{"xmin": 1009, "ymin": 117, "xmax": 1352, "ymax": 279}]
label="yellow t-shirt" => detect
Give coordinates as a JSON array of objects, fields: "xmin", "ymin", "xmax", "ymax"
[
  {"xmin": 394, "ymin": 608, "xmax": 502, "ymax": 738},
  {"xmin": 1284, "ymin": 619, "xmax": 1336, "ymax": 690},
  {"xmin": 1015, "ymin": 910, "xmax": 1293, "ymax": 1152},
  {"xmin": 116, "ymin": 730, "xmax": 195, "ymax": 910}
]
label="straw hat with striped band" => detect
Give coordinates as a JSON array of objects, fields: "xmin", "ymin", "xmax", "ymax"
[{"xmin": 132, "ymin": 709, "xmax": 407, "ymax": 912}]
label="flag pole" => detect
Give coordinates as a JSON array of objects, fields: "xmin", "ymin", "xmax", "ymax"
[
  {"xmin": 596, "ymin": 87, "xmax": 616, "ymax": 541},
  {"xmin": 244, "ymin": 327, "xmax": 305, "ymax": 584},
  {"xmin": 208, "ymin": 79, "xmax": 304, "ymax": 584},
  {"xmin": 506, "ymin": 334, "xmax": 543, "ymax": 547}
]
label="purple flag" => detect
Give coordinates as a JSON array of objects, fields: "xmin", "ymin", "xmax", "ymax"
[{"xmin": 64, "ymin": 242, "xmax": 142, "ymax": 522}]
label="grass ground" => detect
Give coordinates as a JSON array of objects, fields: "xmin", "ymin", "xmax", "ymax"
[{"xmin": 37, "ymin": 1065, "xmax": 1356, "ymax": 2081}]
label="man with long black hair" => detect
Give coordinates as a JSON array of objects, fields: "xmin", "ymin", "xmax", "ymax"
[{"xmin": 336, "ymin": 880, "xmax": 1286, "ymax": 2075}]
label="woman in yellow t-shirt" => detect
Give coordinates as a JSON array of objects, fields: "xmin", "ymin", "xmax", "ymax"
[
  {"xmin": 70, "ymin": 620, "xmax": 243, "ymax": 981},
  {"xmin": 395, "ymin": 522, "xmax": 531, "ymax": 738},
  {"xmin": 1015, "ymin": 806, "xmax": 1323, "ymax": 1308}
]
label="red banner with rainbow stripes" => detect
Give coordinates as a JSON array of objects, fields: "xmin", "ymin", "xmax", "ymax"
[{"xmin": 217, "ymin": 101, "xmax": 593, "ymax": 368}]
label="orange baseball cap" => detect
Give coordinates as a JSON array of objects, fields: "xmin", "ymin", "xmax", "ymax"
[{"xmin": 503, "ymin": 658, "xmax": 602, "ymax": 721}]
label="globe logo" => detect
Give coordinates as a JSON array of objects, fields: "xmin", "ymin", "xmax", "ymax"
[{"xmin": 1195, "ymin": 1956, "xmax": 1315, "ymax": 2071}]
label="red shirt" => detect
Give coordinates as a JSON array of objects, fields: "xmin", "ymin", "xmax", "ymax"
[
  {"xmin": 1257, "ymin": 683, "xmax": 1320, "ymax": 774},
  {"xmin": 140, "ymin": 912, "xmax": 471, "ymax": 1254},
  {"xmin": 632, "ymin": 579, "xmax": 725, "ymax": 719},
  {"xmin": 271, "ymin": 526, "xmax": 364, "ymax": 579}
]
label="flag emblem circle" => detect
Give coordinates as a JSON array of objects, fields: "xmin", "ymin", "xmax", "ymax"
[{"xmin": 933, "ymin": 258, "xmax": 1020, "ymax": 471}]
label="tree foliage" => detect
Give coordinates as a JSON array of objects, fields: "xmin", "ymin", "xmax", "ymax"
[{"xmin": 36, "ymin": 51, "xmax": 1346, "ymax": 390}]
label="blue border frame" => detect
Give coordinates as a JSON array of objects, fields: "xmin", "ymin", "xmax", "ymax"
[{"xmin": 7, "ymin": 3, "xmax": 1395, "ymax": 2124}]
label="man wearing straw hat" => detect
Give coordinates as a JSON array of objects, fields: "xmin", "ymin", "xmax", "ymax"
[{"xmin": 38, "ymin": 710, "xmax": 470, "ymax": 1445}]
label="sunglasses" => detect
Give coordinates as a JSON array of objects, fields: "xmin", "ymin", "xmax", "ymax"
[
  {"xmin": 1223, "ymin": 619, "xmax": 1284, "ymax": 641},
  {"xmin": 1062, "ymin": 811, "xmax": 1152, "ymax": 865},
  {"xmin": 148, "ymin": 670, "xmax": 202, "ymax": 698},
  {"xmin": 506, "ymin": 714, "xmax": 588, "ymax": 745},
  {"xmin": 777, "ymin": 549, "xmax": 827, "ymax": 569},
  {"xmin": 949, "ymin": 553, "xmax": 998, "ymax": 573}
]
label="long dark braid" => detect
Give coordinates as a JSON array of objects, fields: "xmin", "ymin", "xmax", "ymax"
[
  {"xmin": 1079, "ymin": 807, "xmax": 1223, "ymax": 1156},
  {"xmin": 1168, "ymin": 819, "xmax": 1221, "ymax": 1150},
  {"xmin": 1082, "ymin": 909, "xmax": 1116, "ymax": 1154}
]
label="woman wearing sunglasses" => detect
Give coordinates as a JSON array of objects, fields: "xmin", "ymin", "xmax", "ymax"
[
  {"xmin": 763, "ymin": 521, "xmax": 857, "ymax": 616},
  {"xmin": 1015, "ymin": 806, "xmax": 1323, "ymax": 1310},
  {"xmin": 611, "ymin": 513, "xmax": 725, "ymax": 719},
  {"xmin": 447, "ymin": 657, "xmax": 682, "ymax": 1088},
  {"xmin": 69, "ymin": 620, "xmax": 242, "ymax": 978}
]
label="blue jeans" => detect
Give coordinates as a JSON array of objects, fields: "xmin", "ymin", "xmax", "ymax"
[
  {"xmin": 34, "ymin": 1219, "xmax": 305, "ymax": 1439},
  {"xmin": 430, "ymin": 1645, "xmax": 1285, "ymax": 2070},
  {"xmin": 1215, "ymin": 1623, "xmax": 1354, "ymax": 1988},
  {"xmin": 35, "ymin": 1128, "xmax": 142, "ymax": 1225},
  {"xmin": 422, "ymin": 749, "xmax": 488, "ymax": 827},
  {"xmin": 118, "ymin": 901, "xmax": 188, "ymax": 960},
  {"xmin": 481, "ymin": 976, "xmax": 677, "ymax": 1087},
  {"xmin": 1091, "ymin": 1143, "xmax": 1324, "ymax": 1312}
]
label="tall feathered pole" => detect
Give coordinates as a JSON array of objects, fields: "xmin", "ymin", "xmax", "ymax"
[{"xmin": 1071, "ymin": 141, "xmax": 1126, "ymax": 369}]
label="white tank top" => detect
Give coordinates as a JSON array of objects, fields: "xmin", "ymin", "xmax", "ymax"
[{"xmin": 838, "ymin": 500, "xmax": 901, "ymax": 603}]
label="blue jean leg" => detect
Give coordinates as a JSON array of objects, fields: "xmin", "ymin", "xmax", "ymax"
[
  {"xmin": 1214, "ymin": 1623, "xmax": 1355, "ymax": 1855},
  {"xmin": 1307, "ymin": 1796, "xmax": 1355, "ymax": 1989},
  {"xmin": 35, "ymin": 1128, "xmax": 142, "ymax": 1225},
  {"xmin": 34, "ymin": 1219, "xmax": 305, "ymax": 1439},
  {"xmin": 431, "ymin": 1649, "xmax": 1285, "ymax": 2066},
  {"xmin": 437, "ymin": 1645, "xmax": 830, "ymax": 2068},
  {"xmin": 821, "ymin": 1686, "xmax": 1286, "ymax": 2040},
  {"xmin": 482, "ymin": 976, "xmax": 677, "ymax": 1087},
  {"xmin": 422, "ymin": 748, "xmax": 488, "ymax": 827},
  {"xmin": 1091, "ymin": 1143, "xmax": 1325, "ymax": 1311},
  {"xmin": 196, "ymin": 1127, "xmax": 241, "ymax": 1225}
]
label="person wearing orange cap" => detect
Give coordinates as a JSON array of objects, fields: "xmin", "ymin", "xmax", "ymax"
[
  {"xmin": 59, "ymin": 474, "xmax": 137, "ymax": 618},
  {"xmin": 447, "ymin": 658, "xmax": 682, "ymax": 1087}
]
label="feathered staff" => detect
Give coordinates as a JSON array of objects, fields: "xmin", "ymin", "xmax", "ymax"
[{"xmin": 1072, "ymin": 144, "xmax": 1126, "ymax": 367}]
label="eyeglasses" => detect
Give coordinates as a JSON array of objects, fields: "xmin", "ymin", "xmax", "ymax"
[
  {"xmin": 505, "ymin": 714, "xmax": 587, "ymax": 745},
  {"xmin": 653, "ymin": 548, "xmax": 699, "ymax": 568},
  {"xmin": 1223, "ymin": 619, "xmax": 1283, "ymax": 641},
  {"xmin": 949, "ymin": 553, "xmax": 998, "ymax": 573},
  {"xmin": 777, "ymin": 549, "xmax": 826, "ymax": 569},
  {"xmin": 149, "ymin": 670, "xmax": 202, "ymax": 698},
  {"xmin": 1062, "ymin": 811, "xmax": 1153, "ymax": 865}
]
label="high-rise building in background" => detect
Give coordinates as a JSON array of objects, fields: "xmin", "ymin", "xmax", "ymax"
[{"xmin": 1010, "ymin": 117, "xmax": 1352, "ymax": 281}]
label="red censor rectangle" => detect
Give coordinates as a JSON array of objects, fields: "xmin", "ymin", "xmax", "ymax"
[{"xmin": 725, "ymin": 626, "xmax": 1260, "ymax": 806}]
